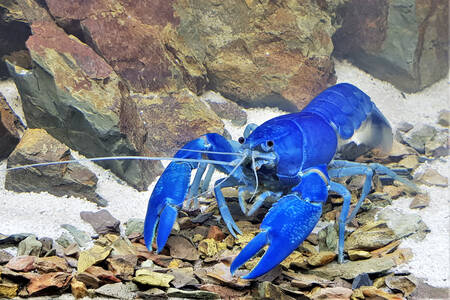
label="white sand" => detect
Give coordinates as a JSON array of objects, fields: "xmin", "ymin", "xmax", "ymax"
[{"xmin": 0, "ymin": 60, "xmax": 449, "ymax": 288}]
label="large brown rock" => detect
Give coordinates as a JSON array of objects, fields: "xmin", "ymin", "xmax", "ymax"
[
  {"xmin": 132, "ymin": 90, "xmax": 224, "ymax": 156},
  {"xmin": 333, "ymin": 0, "xmax": 448, "ymax": 92},
  {"xmin": 7, "ymin": 21, "xmax": 161, "ymax": 190},
  {"xmin": 5, "ymin": 129, "xmax": 106, "ymax": 205},
  {"xmin": 45, "ymin": 0, "xmax": 338, "ymax": 110},
  {"xmin": 172, "ymin": 0, "xmax": 338, "ymax": 109},
  {"xmin": 0, "ymin": 91, "xmax": 24, "ymax": 159}
]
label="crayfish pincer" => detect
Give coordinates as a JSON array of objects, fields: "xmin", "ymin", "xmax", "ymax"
[{"xmin": 143, "ymin": 83, "xmax": 416, "ymax": 279}]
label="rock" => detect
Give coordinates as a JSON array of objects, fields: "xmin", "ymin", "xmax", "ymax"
[
  {"xmin": 377, "ymin": 208, "xmax": 428, "ymax": 240},
  {"xmin": 307, "ymin": 249, "xmax": 410, "ymax": 280},
  {"xmin": 60, "ymin": 224, "xmax": 91, "ymax": 248},
  {"xmin": 107, "ymin": 255, "xmax": 138, "ymax": 281},
  {"xmin": 85, "ymin": 266, "xmax": 121, "ymax": 284},
  {"xmin": 133, "ymin": 269, "xmax": 174, "ymax": 287},
  {"xmin": 258, "ymin": 281, "xmax": 295, "ymax": 300},
  {"xmin": 38, "ymin": 237, "xmax": 54, "ymax": 257},
  {"xmin": 207, "ymin": 225, "xmax": 226, "ymax": 242},
  {"xmin": 334, "ymin": 0, "xmax": 448, "ymax": 92},
  {"xmin": 370, "ymin": 240, "xmax": 401, "ymax": 258},
  {"xmin": 5, "ymin": 255, "xmax": 35, "ymax": 272},
  {"xmin": 111, "ymin": 237, "xmax": 137, "ymax": 256},
  {"xmin": 281, "ymin": 251, "xmax": 306, "ymax": 269},
  {"xmin": 352, "ymin": 273, "xmax": 373, "ymax": 289},
  {"xmin": 310, "ymin": 287, "xmax": 353, "ymax": 300},
  {"xmin": 27, "ymin": 272, "xmax": 72, "ymax": 296},
  {"xmin": 358, "ymin": 286, "xmax": 403, "ymax": 300},
  {"xmin": 125, "ymin": 218, "xmax": 144, "ymax": 236},
  {"xmin": 438, "ymin": 110, "xmax": 450, "ymax": 127},
  {"xmin": 56, "ymin": 232, "xmax": 74, "ymax": 248},
  {"xmin": 200, "ymin": 91, "xmax": 247, "ymax": 126},
  {"xmin": 0, "ymin": 233, "xmax": 31, "ymax": 247},
  {"xmin": 77, "ymin": 244, "xmax": 112, "ymax": 273},
  {"xmin": 415, "ymin": 168, "xmax": 448, "ymax": 187},
  {"xmin": 166, "ymin": 235, "xmax": 199, "ymax": 261},
  {"xmin": 17, "ymin": 235, "xmax": 42, "ymax": 256},
  {"xmin": 402, "ymin": 125, "xmax": 437, "ymax": 154},
  {"xmin": 344, "ymin": 220, "xmax": 396, "ymax": 251},
  {"xmin": 385, "ymin": 275, "xmax": 416, "ymax": 297},
  {"xmin": 203, "ymin": 262, "xmax": 250, "ymax": 289},
  {"xmin": 75, "ymin": 272, "xmax": 101, "ymax": 289},
  {"xmin": 34, "ymin": 256, "xmax": 69, "ymax": 273},
  {"xmin": 64, "ymin": 243, "xmax": 81, "ymax": 258},
  {"xmin": 0, "ymin": 250, "xmax": 13, "ymax": 264},
  {"xmin": 347, "ymin": 250, "xmax": 372, "ymax": 261},
  {"xmin": 396, "ymin": 155, "xmax": 419, "ymax": 170},
  {"xmin": 5, "ymin": 129, "xmax": 106, "ymax": 205},
  {"xmin": 95, "ymin": 282, "xmax": 138, "ymax": 300},
  {"xmin": 70, "ymin": 278, "xmax": 88, "ymax": 299},
  {"xmin": 425, "ymin": 129, "xmax": 448, "ymax": 157},
  {"xmin": 409, "ymin": 193, "xmax": 430, "ymax": 209},
  {"xmin": 0, "ymin": 282, "xmax": 19, "ymax": 298},
  {"xmin": 168, "ymin": 268, "xmax": 198, "ymax": 288},
  {"xmin": 132, "ymin": 90, "xmax": 224, "ymax": 156},
  {"xmin": 136, "ymin": 288, "xmax": 167, "ymax": 299},
  {"xmin": 307, "ymin": 251, "xmax": 336, "ymax": 267},
  {"xmin": 200, "ymin": 284, "xmax": 247, "ymax": 299},
  {"xmin": 167, "ymin": 287, "xmax": 220, "ymax": 299},
  {"xmin": 0, "ymin": 91, "xmax": 25, "ymax": 159},
  {"xmin": 80, "ymin": 210, "xmax": 120, "ymax": 235},
  {"xmin": 7, "ymin": 21, "xmax": 161, "ymax": 190},
  {"xmin": 318, "ymin": 224, "xmax": 338, "ymax": 252},
  {"xmin": 283, "ymin": 271, "xmax": 333, "ymax": 288},
  {"xmin": 198, "ymin": 238, "xmax": 226, "ymax": 257}
]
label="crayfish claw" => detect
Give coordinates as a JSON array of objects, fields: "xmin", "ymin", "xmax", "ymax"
[{"xmin": 230, "ymin": 195, "xmax": 323, "ymax": 279}]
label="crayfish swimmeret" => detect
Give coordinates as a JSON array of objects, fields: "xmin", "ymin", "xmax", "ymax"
[{"xmin": 144, "ymin": 83, "xmax": 416, "ymax": 279}]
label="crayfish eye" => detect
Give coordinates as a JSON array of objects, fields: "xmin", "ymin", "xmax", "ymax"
[
  {"xmin": 238, "ymin": 137, "xmax": 245, "ymax": 144},
  {"xmin": 266, "ymin": 140, "xmax": 274, "ymax": 148}
]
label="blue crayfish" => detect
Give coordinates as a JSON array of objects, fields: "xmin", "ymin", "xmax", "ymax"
[{"xmin": 144, "ymin": 83, "xmax": 416, "ymax": 279}]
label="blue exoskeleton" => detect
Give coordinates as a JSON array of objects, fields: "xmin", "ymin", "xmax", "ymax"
[{"xmin": 143, "ymin": 83, "xmax": 416, "ymax": 279}]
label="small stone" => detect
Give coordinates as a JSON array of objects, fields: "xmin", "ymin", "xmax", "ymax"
[
  {"xmin": 382, "ymin": 185, "xmax": 404, "ymax": 199},
  {"xmin": 258, "ymin": 281, "xmax": 295, "ymax": 300},
  {"xmin": 27, "ymin": 272, "xmax": 72, "ymax": 295},
  {"xmin": 348, "ymin": 250, "xmax": 372, "ymax": 260},
  {"xmin": 425, "ymin": 129, "xmax": 448, "ymax": 157},
  {"xmin": 5, "ymin": 255, "xmax": 36, "ymax": 272},
  {"xmin": 167, "ymin": 287, "xmax": 220, "ymax": 299},
  {"xmin": 199, "ymin": 284, "xmax": 247, "ymax": 299},
  {"xmin": 56, "ymin": 232, "xmax": 74, "ymax": 248},
  {"xmin": 204, "ymin": 263, "xmax": 251, "ymax": 288},
  {"xmin": 223, "ymin": 235, "xmax": 235, "ymax": 248},
  {"xmin": 71, "ymin": 278, "xmax": 88, "ymax": 299},
  {"xmin": 76, "ymin": 272, "xmax": 101, "ymax": 289},
  {"xmin": 437, "ymin": 110, "xmax": 450, "ymax": 127},
  {"xmin": 318, "ymin": 225, "xmax": 338, "ymax": 252},
  {"xmin": 166, "ymin": 235, "xmax": 199, "ymax": 261},
  {"xmin": 397, "ymin": 122, "xmax": 414, "ymax": 133},
  {"xmin": 370, "ymin": 240, "xmax": 402, "ymax": 258},
  {"xmin": 77, "ymin": 244, "xmax": 112, "ymax": 273},
  {"xmin": 0, "ymin": 250, "xmax": 13, "ymax": 264},
  {"xmin": 192, "ymin": 233, "xmax": 204, "ymax": 243},
  {"xmin": 397, "ymin": 155, "xmax": 419, "ymax": 169},
  {"xmin": 377, "ymin": 208, "xmax": 428, "ymax": 240},
  {"xmin": 409, "ymin": 193, "xmax": 431, "ymax": 209},
  {"xmin": 345, "ymin": 220, "xmax": 396, "ymax": 251},
  {"xmin": 359, "ymin": 286, "xmax": 403, "ymax": 300},
  {"xmin": 352, "ymin": 273, "xmax": 373, "ymax": 289},
  {"xmin": 310, "ymin": 286, "xmax": 353, "ymax": 300},
  {"xmin": 61, "ymin": 224, "xmax": 91, "ymax": 247},
  {"xmin": 168, "ymin": 267, "xmax": 198, "ymax": 288},
  {"xmin": 133, "ymin": 269, "xmax": 174, "ymax": 287},
  {"xmin": 17, "ymin": 235, "xmax": 42, "ymax": 256},
  {"xmin": 86, "ymin": 265, "xmax": 121, "ymax": 284},
  {"xmin": 402, "ymin": 125, "xmax": 437, "ymax": 154},
  {"xmin": 107, "ymin": 255, "xmax": 138, "ymax": 281},
  {"xmin": 283, "ymin": 271, "xmax": 333, "ymax": 288},
  {"xmin": 111, "ymin": 237, "xmax": 136, "ymax": 256},
  {"xmin": 307, "ymin": 251, "xmax": 336, "ymax": 267},
  {"xmin": 207, "ymin": 225, "xmax": 226, "ymax": 241},
  {"xmin": 0, "ymin": 282, "xmax": 19, "ymax": 298},
  {"xmin": 281, "ymin": 251, "xmax": 306, "ymax": 268},
  {"xmin": 125, "ymin": 218, "xmax": 144, "ymax": 236},
  {"xmin": 415, "ymin": 168, "xmax": 448, "ymax": 187},
  {"xmin": 34, "ymin": 256, "xmax": 69, "ymax": 273},
  {"xmin": 39, "ymin": 237, "xmax": 53, "ymax": 257},
  {"xmin": 198, "ymin": 238, "xmax": 226, "ymax": 257},
  {"xmin": 80, "ymin": 209, "xmax": 120, "ymax": 235},
  {"xmin": 95, "ymin": 282, "xmax": 138, "ymax": 299},
  {"xmin": 136, "ymin": 288, "xmax": 166, "ymax": 299},
  {"xmin": 64, "ymin": 242, "xmax": 81, "ymax": 257},
  {"xmin": 385, "ymin": 275, "xmax": 417, "ymax": 297}
]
